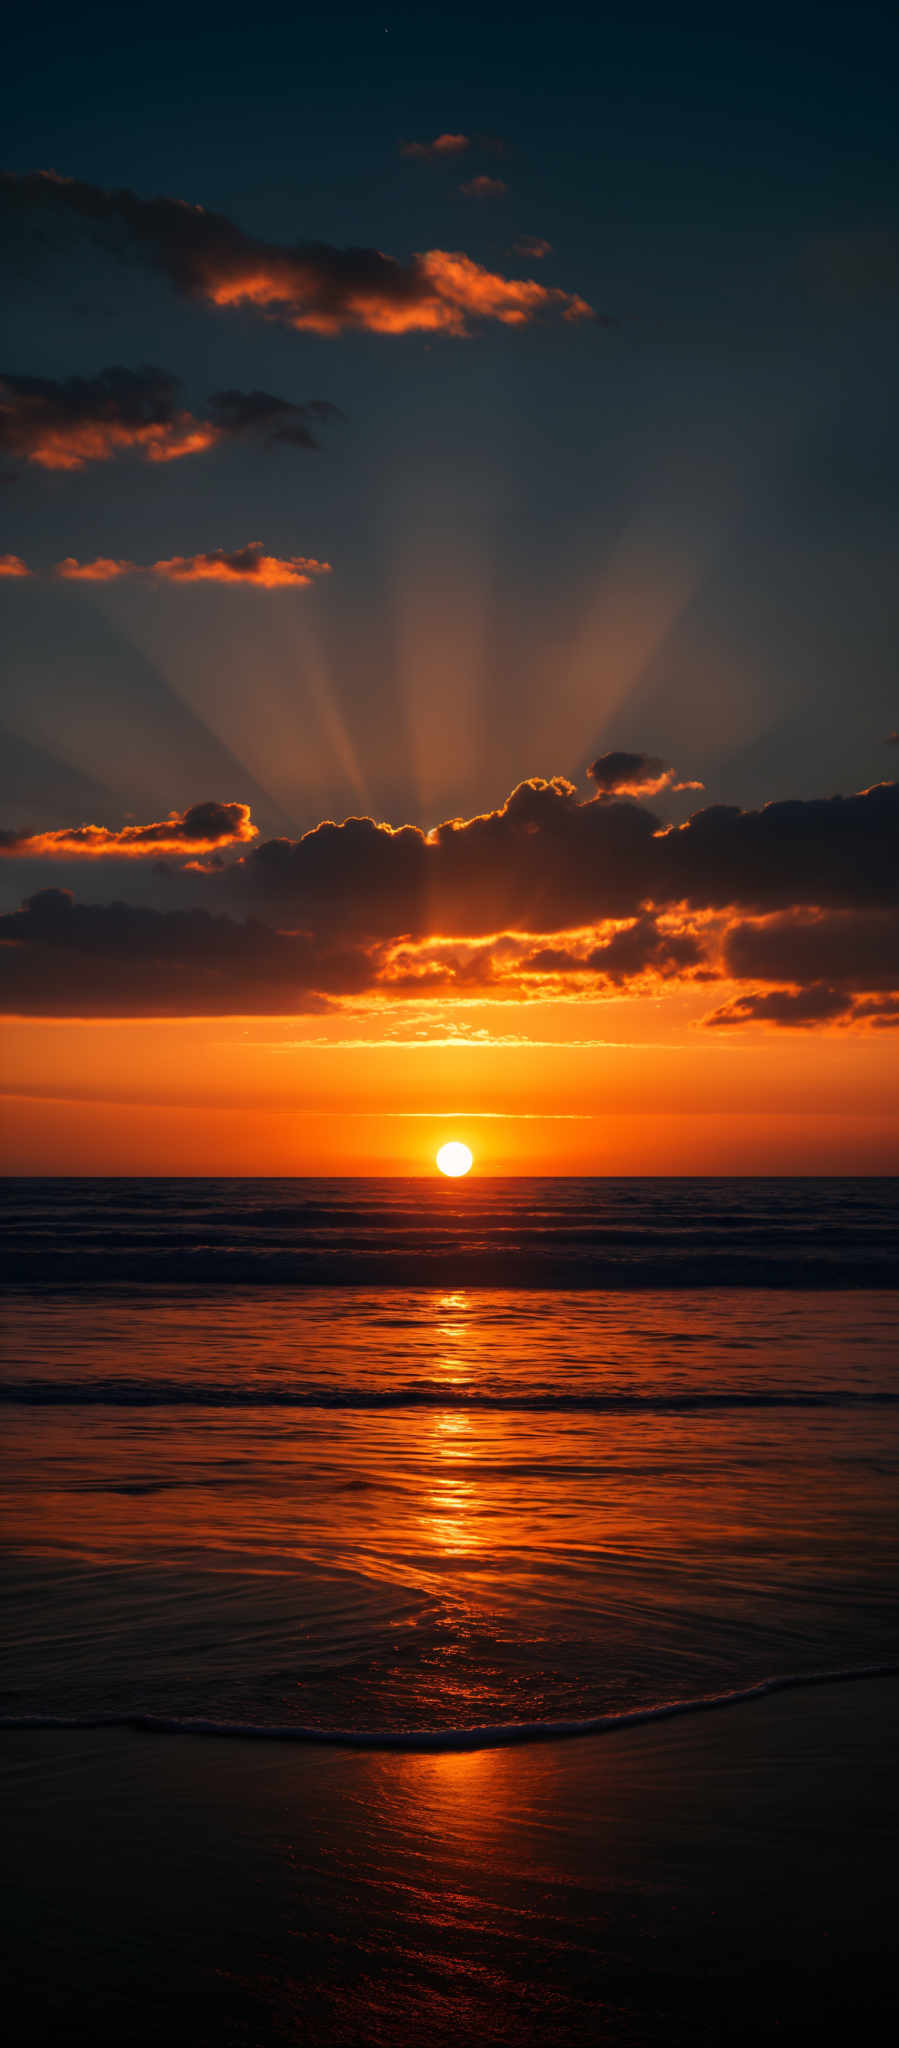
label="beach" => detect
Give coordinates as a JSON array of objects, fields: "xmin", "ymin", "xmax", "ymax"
[
  {"xmin": 2, "ymin": 1179, "xmax": 898, "ymax": 2042},
  {"xmin": 4, "ymin": 1674, "xmax": 897, "ymax": 2045}
]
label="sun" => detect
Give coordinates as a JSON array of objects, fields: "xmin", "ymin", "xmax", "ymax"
[{"xmin": 436, "ymin": 1141, "xmax": 473, "ymax": 1177}]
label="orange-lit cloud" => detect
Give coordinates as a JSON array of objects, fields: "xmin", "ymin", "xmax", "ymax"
[
  {"xmin": 588, "ymin": 751, "xmax": 704, "ymax": 798},
  {"xmin": 54, "ymin": 544, "xmax": 332, "ymax": 587},
  {"xmin": 0, "ymin": 801, "xmax": 257, "ymax": 860},
  {"xmin": 0, "ymin": 366, "xmax": 342, "ymax": 471},
  {"xmin": 514, "ymin": 236, "xmax": 552, "ymax": 260},
  {"xmin": 148, "ymin": 546, "xmax": 332, "ymax": 587},
  {"xmin": 410, "ymin": 250, "xmax": 591, "ymax": 330},
  {"xmin": 400, "ymin": 134, "xmax": 471, "ymax": 159},
  {"xmin": 0, "ymin": 553, "xmax": 30, "ymax": 576},
  {"xmin": 204, "ymin": 246, "xmax": 592, "ymax": 334},
  {"xmin": 372, "ymin": 916, "xmax": 710, "ymax": 1001},
  {"xmin": 55, "ymin": 557, "xmax": 134, "ymax": 581},
  {"xmin": 2, "ymin": 772, "xmax": 898, "ymax": 1023},
  {"xmin": 1, "ymin": 171, "xmax": 593, "ymax": 336}
]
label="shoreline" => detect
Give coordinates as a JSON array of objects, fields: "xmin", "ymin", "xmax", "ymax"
[
  {"xmin": 4, "ymin": 1672, "xmax": 897, "ymax": 2046},
  {"xmin": 4, "ymin": 1658, "xmax": 898, "ymax": 1752}
]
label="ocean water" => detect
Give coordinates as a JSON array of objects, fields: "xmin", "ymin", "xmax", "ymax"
[{"xmin": 2, "ymin": 1178, "xmax": 898, "ymax": 1743}]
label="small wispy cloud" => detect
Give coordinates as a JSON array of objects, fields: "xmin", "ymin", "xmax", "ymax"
[
  {"xmin": 587, "ymin": 751, "xmax": 704, "ymax": 798},
  {"xmin": 400, "ymin": 133, "xmax": 470, "ymax": 160},
  {"xmin": 54, "ymin": 544, "xmax": 332, "ymax": 588},
  {"xmin": 0, "ymin": 366, "xmax": 342, "ymax": 473},
  {"xmin": 460, "ymin": 176, "xmax": 507, "ymax": 199}
]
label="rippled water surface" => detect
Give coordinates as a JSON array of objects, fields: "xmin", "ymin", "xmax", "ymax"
[
  {"xmin": 3, "ymin": 1175, "xmax": 898, "ymax": 1285},
  {"xmin": 3, "ymin": 1177, "xmax": 898, "ymax": 1739}
]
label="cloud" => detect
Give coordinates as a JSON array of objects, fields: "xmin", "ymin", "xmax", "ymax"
[
  {"xmin": 0, "ymin": 170, "xmax": 592, "ymax": 336},
  {"xmin": 663, "ymin": 781, "xmax": 899, "ymax": 912},
  {"xmin": 55, "ymin": 557, "xmax": 134, "ymax": 581},
  {"xmin": 588, "ymin": 751, "xmax": 704, "ymax": 798},
  {"xmin": 460, "ymin": 176, "xmax": 507, "ymax": 199},
  {"xmin": 55, "ymin": 544, "xmax": 332, "ymax": 587},
  {"xmin": 853, "ymin": 997, "xmax": 899, "ymax": 1027},
  {"xmin": 3, "ymin": 772, "xmax": 899, "ymax": 1022},
  {"xmin": 722, "ymin": 907, "xmax": 899, "ymax": 991},
  {"xmin": 0, "ymin": 553, "xmax": 30, "ymax": 576},
  {"xmin": 515, "ymin": 917, "xmax": 704, "ymax": 984},
  {"xmin": 886, "ymin": 731, "xmax": 899, "ymax": 745},
  {"xmin": 0, "ymin": 801, "xmax": 257, "ymax": 860},
  {"xmin": 373, "ymin": 913, "xmax": 710, "ymax": 1003},
  {"xmin": 400, "ymin": 134, "xmax": 470, "ymax": 160},
  {"xmin": 0, "ymin": 889, "xmax": 370, "ymax": 1016},
  {"xmin": 703, "ymin": 986, "xmax": 852, "ymax": 1028},
  {"xmin": 236, "ymin": 775, "xmax": 899, "ymax": 941},
  {"xmin": 514, "ymin": 237, "xmax": 552, "ymax": 260},
  {"xmin": 0, "ymin": 366, "xmax": 341, "ymax": 471},
  {"xmin": 148, "ymin": 546, "xmax": 331, "ymax": 587},
  {"xmin": 206, "ymin": 389, "xmax": 343, "ymax": 448}
]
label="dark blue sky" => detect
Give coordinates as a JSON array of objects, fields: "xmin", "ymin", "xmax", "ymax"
[{"xmin": 3, "ymin": 0, "xmax": 898, "ymax": 895}]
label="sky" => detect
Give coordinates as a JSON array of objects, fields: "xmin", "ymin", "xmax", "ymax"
[{"xmin": 2, "ymin": 0, "xmax": 898, "ymax": 1172}]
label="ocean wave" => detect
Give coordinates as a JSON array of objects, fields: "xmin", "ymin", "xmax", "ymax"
[
  {"xmin": 4, "ymin": 1255, "xmax": 898, "ymax": 1289},
  {"xmin": 3, "ymin": 1176, "xmax": 898, "ymax": 1290},
  {"xmin": 2, "ymin": 1382, "xmax": 896, "ymax": 1409},
  {"xmin": 2, "ymin": 1663, "xmax": 897, "ymax": 1752}
]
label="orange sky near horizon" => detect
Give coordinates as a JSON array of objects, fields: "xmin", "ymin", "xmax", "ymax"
[{"xmin": 3, "ymin": 1000, "xmax": 897, "ymax": 1174}]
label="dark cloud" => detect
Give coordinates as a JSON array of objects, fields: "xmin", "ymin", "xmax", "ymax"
[
  {"xmin": 519, "ymin": 915, "xmax": 705, "ymax": 984},
  {"xmin": 0, "ymin": 801, "xmax": 257, "ymax": 859},
  {"xmin": 664, "ymin": 781, "xmax": 899, "ymax": 913},
  {"xmin": 723, "ymin": 908, "xmax": 899, "ymax": 991},
  {"xmin": 0, "ymin": 365, "xmax": 340, "ymax": 471},
  {"xmin": 3, "ymin": 775, "xmax": 899, "ymax": 1021},
  {"xmin": 853, "ymin": 997, "xmax": 899, "ymax": 1027},
  {"xmin": 587, "ymin": 916, "xmax": 705, "ymax": 982},
  {"xmin": 206, "ymin": 390, "xmax": 343, "ymax": 448},
  {"xmin": 588, "ymin": 751, "xmax": 703, "ymax": 797},
  {"xmin": 0, "ymin": 170, "xmax": 592, "ymax": 335},
  {"xmin": 237, "ymin": 776, "xmax": 899, "ymax": 939},
  {"xmin": 514, "ymin": 237, "xmax": 552, "ymax": 260},
  {"xmin": 0, "ymin": 889, "xmax": 370, "ymax": 1016},
  {"xmin": 238, "ymin": 777, "xmax": 660, "ymax": 938},
  {"xmin": 460, "ymin": 177, "xmax": 507, "ymax": 199},
  {"xmin": 703, "ymin": 986, "xmax": 851, "ymax": 1028},
  {"xmin": 399, "ymin": 134, "xmax": 470, "ymax": 160}
]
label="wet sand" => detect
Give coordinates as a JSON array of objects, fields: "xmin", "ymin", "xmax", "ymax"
[{"xmin": 3, "ymin": 1674, "xmax": 897, "ymax": 2045}]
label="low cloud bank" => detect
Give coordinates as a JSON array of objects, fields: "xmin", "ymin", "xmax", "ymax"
[{"xmin": 2, "ymin": 770, "xmax": 897, "ymax": 1023}]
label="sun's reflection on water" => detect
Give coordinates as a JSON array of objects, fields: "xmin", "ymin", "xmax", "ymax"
[
  {"xmin": 426, "ymin": 1415, "xmax": 482, "ymax": 1556},
  {"xmin": 423, "ymin": 1296, "xmax": 485, "ymax": 1559}
]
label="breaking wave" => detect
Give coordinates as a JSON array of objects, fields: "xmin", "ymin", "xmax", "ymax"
[{"xmin": 3, "ymin": 1663, "xmax": 898, "ymax": 1752}]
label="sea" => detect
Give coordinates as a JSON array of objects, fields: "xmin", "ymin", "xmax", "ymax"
[{"xmin": 2, "ymin": 1176, "xmax": 898, "ymax": 1747}]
